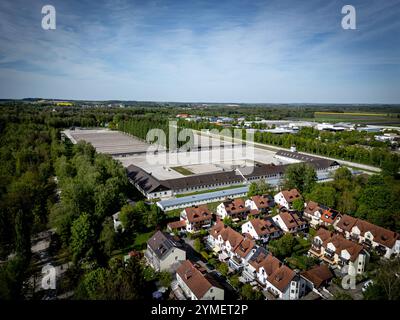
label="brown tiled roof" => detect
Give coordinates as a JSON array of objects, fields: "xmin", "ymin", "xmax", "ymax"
[
  {"xmin": 250, "ymin": 251, "xmax": 281, "ymax": 275},
  {"xmin": 167, "ymin": 220, "xmax": 187, "ymax": 230},
  {"xmin": 323, "ymin": 233, "xmax": 364, "ymax": 262},
  {"xmin": 301, "ymin": 264, "xmax": 333, "ymax": 289},
  {"xmin": 337, "ymin": 215, "xmax": 399, "ymax": 248},
  {"xmin": 281, "ymin": 189, "xmax": 301, "ymax": 203},
  {"xmin": 335, "ymin": 214, "xmax": 357, "ymax": 232},
  {"xmin": 304, "ymin": 201, "xmax": 321, "ymax": 216},
  {"xmin": 268, "ymin": 265, "xmax": 296, "ymax": 292},
  {"xmin": 278, "ymin": 210, "xmax": 307, "ymax": 229},
  {"xmin": 315, "ymin": 228, "xmax": 333, "ymax": 242},
  {"xmin": 177, "ymin": 260, "xmax": 222, "ymax": 299},
  {"xmin": 184, "ymin": 206, "xmax": 212, "ymax": 223},
  {"xmin": 223, "ymin": 198, "xmax": 249, "ymax": 215},
  {"xmin": 234, "ymin": 236, "xmax": 256, "ymax": 258},
  {"xmin": 250, "ymin": 218, "xmax": 280, "ymax": 237},
  {"xmin": 304, "ymin": 201, "xmax": 341, "ymax": 224},
  {"xmin": 251, "ymin": 194, "xmax": 273, "ymax": 209},
  {"xmin": 209, "ymin": 222, "xmax": 244, "ymax": 249}
]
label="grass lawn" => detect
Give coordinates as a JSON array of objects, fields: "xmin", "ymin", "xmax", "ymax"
[
  {"xmin": 133, "ymin": 231, "xmax": 154, "ymax": 249},
  {"xmin": 171, "ymin": 166, "xmax": 194, "ymax": 176}
]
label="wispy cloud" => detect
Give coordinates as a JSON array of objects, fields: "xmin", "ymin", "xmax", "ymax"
[{"xmin": 0, "ymin": 0, "xmax": 399, "ymax": 103}]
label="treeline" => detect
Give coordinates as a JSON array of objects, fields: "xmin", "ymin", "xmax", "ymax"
[
  {"xmin": 282, "ymin": 164, "xmax": 400, "ymax": 233},
  {"xmin": 180, "ymin": 121, "xmax": 400, "ymax": 172},
  {"xmin": 0, "ymin": 122, "xmax": 62, "ymax": 298}
]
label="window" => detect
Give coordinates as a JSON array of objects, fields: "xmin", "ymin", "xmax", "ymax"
[
  {"xmin": 175, "ymin": 256, "xmax": 178, "ymax": 260},
  {"xmin": 210, "ymin": 289, "xmax": 213, "ymax": 293}
]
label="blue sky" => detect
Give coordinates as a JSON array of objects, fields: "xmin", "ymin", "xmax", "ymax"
[{"xmin": 0, "ymin": 0, "xmax": 399, "ymax": 103}]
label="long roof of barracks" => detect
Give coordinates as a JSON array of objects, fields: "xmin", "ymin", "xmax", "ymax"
[{"xmin": 126, "ymin": 153, "xmax": 339, "ymax": 194}]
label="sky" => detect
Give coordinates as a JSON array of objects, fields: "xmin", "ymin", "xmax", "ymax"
[{"xmin": 0, "ymin": 0, "xmax": 399, "ymax": 103}]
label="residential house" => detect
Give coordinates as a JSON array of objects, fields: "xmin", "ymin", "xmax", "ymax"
[
  {"xmin": 303, "ymin": 201, "xmax": 341, "ymax": 228},
  {"xmin": 216, "ymin": 198, "xmax": 250, "ymax": 221},
  {"xmin": 242, "ymin": 247, "xmax": 281, "ymax": 286},
  {"xmin": 145, "ymin": 231, "xmax": 186, "ymax": 272},
  {"xmin": 207, "ymin": 221, "xmax": 255, "ymax": 271},
  {"xmin": 274, "ymin": 189, "xmax": 302, "ymax": 210},
  {"xmin": 176, "ymin": 260, "xmax": 224, "ymax": 300},
  {"xmin": 245, "ymin": 194, "xmax": 274, "ymax": 213},
  {"xmin": 181, "ymin": 206, "xmax": 213, "ymax": 233},
  {"xmin": 300, "ymin": 264, "xmax": 334, "ymax": 293},
  {"xmin": 241, "ymin": 218, "xmax": 282, "ymax": 243},
  {"xmin": 241, "ymin": 247, "xmax": 306, "ymax": 300},
  {"xmin": 272, "ymin": 210, "xmax": 308, "ymax": 234},
  {"xmin": 335, "ymin": 214, "xmax": 400, "ymax": 259},
  {"xmin": 309, "ymin": 228, "xmax": 369, "ymax": 276},
  {"xmin": 265, "ymin": 265, "xmax": 307, "ymax": 300}
]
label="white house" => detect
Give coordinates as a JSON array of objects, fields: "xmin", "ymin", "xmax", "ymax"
[
  {"xmin": 274, "ymin": 189, "xmax": 302, "ymax": 209},
  {"xmin": 241, "ymin": 218, "xmax": 282, "ymax": 243},
  {"xmin": 303, "ymin": 201, "xmax": 341, "ymax": 228},
  {"xmin": 216, "ymin": 198, "xmax": 250, "ymax": 221},
  {"xmin": 241, "ymin": 247, "xmax": 306, "ymax": 300},
  {"xmin": 245, "ymin": 194, "xmax": 274, "ymax": 213},
  {"xmin": 265, "ymin": 265, "xmax": 307, "ymax": 300},
  {"xmin": 145, "ymin": 231, "xmax": 186, "ymax": 272},
  {"xmin": 272, "ymin": 210, "xmax": 308, "ymax": 234},
  {"xmin": 176, "ymin": 260, "xmax": 224, "ymax": 300},
  {"xmin": 309, "ymin": 228, "xmax": 369, "ymax": 276},
  {"xmin": 207, "ymin": 221, "xmax": 255, "ymax": 271},
  {"xmin": 335, "ymin": 214, "xmax": 400, "ymax": 259}
]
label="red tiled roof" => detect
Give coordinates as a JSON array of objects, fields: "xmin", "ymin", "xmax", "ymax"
[
  {"xmin": 301, "ymin": 264, "xmax": 333, "ymax": 288},
  {"xmin": 251, "ymin": 194, "xmax": 273, "ymax": 209},
  {"xmin": 167, "ymin": 220, "xmax": 187, "ymax": 230},
  {"xmin": 278, "ymin": 210, "xmax": 307, "ymax": 229},
  {"xmin": 281, "ymin": 189, "xmax": 301, "ymax": 203},
  {"xmin": 337, "ymin": 214, "xmax": 399, "ymax": 248},
  {"xmin": 250, "ymin": 218, "xmax": 280, "ymax": 237},
  {"xmin": 268, "ymin": 265, "xmax": 296, "ymax": 292},
  {"xmin": 184, "ymin": 206, "xmax": 212, "ymax": 223},
  {"xmin": 177, "ymin": 260, "xmax": 221, "ymax": 299},
  {"xmin": 223, "ymin": 198, "xmax": 249, "ymax": 215}
]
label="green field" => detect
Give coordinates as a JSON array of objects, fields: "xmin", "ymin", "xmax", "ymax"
[
  {"xmin": 313, "ymin": 111, "xmax": 400, "ymax": 124},
  {"xmin": 171, "ymin": 166, "xmax": 194, "ymax": 175}
]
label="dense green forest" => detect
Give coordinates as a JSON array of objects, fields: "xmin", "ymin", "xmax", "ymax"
[{"xmin": 0, "ymin": 104, "xmax": 166, "ymax": 300}]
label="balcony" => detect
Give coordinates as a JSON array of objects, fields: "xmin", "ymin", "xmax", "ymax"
[{"xmin": 323, "ymin": 253, "xmax": 335, "ymax": 264}]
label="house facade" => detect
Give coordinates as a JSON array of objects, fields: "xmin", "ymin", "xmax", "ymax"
[
  {"xmin": 309, "ymin": 228, "xmax": 369, "ymax": 276},
  {"xmin": 241, "ymin": 218, "xmax": 282, "ymax": 243},
  {"xmin": 176, "ymin": 260, "xmax": 224, "ymax": 300},
  {"xmin": 335, "ymin": 214, "xmax": 400, "ymax": 259},
  {"xmin": 216, "ymin": 198, "xmax": 250, "ymax": 221},
  {"xmin": 303, "ymin": 201, "xmax": 341, "ymax": 228},
  {"xmin": 272, "ymin": 210, "xmax": 308, "ymax": 234},
  {"xmin": 207, "ymin": 221, "xmax": 255, "ymax": 271},
  {"xmin": 145, "ymin": 231, "xmax": 186, "ymax": 272},
  {"xmin": 245, "ymin": 194, "xmax": 274, "ymax": 213},
  {"xmin": 274, "ymin": 189, "xmax": 302, "ymax": 209}
]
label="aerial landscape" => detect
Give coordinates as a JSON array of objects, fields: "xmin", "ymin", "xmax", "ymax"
[{"xmin": 0, "ymin": 0, "xmax": 400, "ymax": 311}]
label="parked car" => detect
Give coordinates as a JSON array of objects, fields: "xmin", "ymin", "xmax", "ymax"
[{"xmin": 362, "ymin": 280, "xmax": 374, "ymax": 292}]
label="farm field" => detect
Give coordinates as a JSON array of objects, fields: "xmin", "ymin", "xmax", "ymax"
[{"xmin": 313, "ymin": 111, "xmax": 400, "ymax": 124}]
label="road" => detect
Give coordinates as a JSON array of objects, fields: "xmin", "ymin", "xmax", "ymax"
[{"xmin": 192, "ymin": 129, "xmax": 381, "ymax": 174}]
